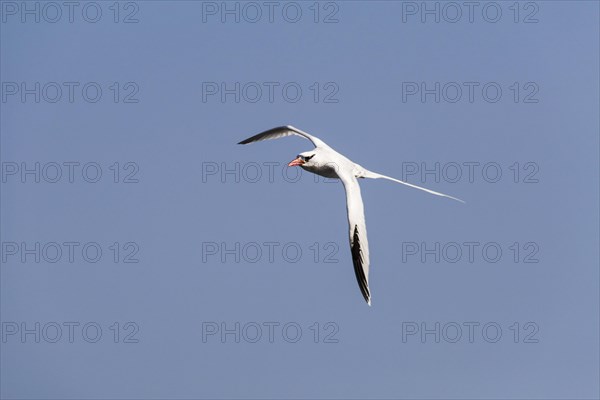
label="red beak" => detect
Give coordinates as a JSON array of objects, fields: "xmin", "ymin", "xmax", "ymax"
[{"xmin": 288, "ymin": 157, "xmax": 305, "ymax": 167}]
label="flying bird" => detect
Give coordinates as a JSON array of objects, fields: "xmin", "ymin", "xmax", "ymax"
[{"xmin": 238, "ymin": 126, "xmax": 464, "ymax": 305}]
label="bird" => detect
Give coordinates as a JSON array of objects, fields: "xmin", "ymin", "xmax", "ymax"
[{"xmin": 237, "ymin": 126, "xmax": 464, "ymax": 305}]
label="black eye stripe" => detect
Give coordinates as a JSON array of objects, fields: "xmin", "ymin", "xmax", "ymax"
[{"xmin": 306, "ymin": 154, "xmax": 315, "ymax": 161}]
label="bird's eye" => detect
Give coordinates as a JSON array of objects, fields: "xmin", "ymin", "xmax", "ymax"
[{"xmin": 306, "ymin": 154, "xmax": 315, "ymax": 161}]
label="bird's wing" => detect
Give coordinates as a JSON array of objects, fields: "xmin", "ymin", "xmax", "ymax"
[
  {"xmin": 339, "ymin": 172, "xmax": 371, "ymax": 305},
  {"xmin": 238, "ymin": 126, "xmax": 329, "ymax": 148}
]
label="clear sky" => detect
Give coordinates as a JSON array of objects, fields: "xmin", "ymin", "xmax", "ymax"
[{"xmin": 1, "ymin": 1, "xmax": 599, "ymax": 399}]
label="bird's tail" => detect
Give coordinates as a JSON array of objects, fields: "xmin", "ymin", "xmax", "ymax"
[{"xmin": 359, "ymin": 169, "xmax": 465, "ymax": 203}]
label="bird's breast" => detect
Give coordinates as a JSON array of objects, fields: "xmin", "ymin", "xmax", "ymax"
[{"xmin": 301, "ymin": 163, "xmax": 340, "ymax": 179}]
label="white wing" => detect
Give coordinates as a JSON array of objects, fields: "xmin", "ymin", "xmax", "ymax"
[
  {"xmin": 238, "ymin": 126, "xmax": 329, "ymax": 148},
  {"xmin": 340, "ymin": 172, "xmax": 371, "ymax": 305}
]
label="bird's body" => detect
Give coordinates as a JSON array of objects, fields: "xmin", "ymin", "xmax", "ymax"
[
  {"xmin": 238, "ymin": 126, "xmax": 463, "ymax": 305},
  {"xmin": 299, "ymin": 147, "xmax": 344, "ymax": 179}
]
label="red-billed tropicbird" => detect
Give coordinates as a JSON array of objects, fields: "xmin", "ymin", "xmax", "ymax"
[{"xmin": 238, "ymin": 126, "xmax": 464, "ymax": 305}]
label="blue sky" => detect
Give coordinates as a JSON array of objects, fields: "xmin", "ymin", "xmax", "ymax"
[{"xmin": 1, "ymin": 1, "xmax": 599, "ymax": 399}]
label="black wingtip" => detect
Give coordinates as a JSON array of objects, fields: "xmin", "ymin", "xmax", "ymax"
[
  {"xmin": 237, "ymin": 137, "xmax": 255, "ymax": 145},
  {"xmin": 351, "ymin": 224, "xmax": 371, "ymax": 305},
  {"xmin": 237, "ymin": 126, "xmax": 292, "ymax": 145}
]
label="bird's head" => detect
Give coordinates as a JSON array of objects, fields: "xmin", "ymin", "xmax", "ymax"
[{"xmin": 288, "ymin": 151, "xmax": 317, "ymax": 168}]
